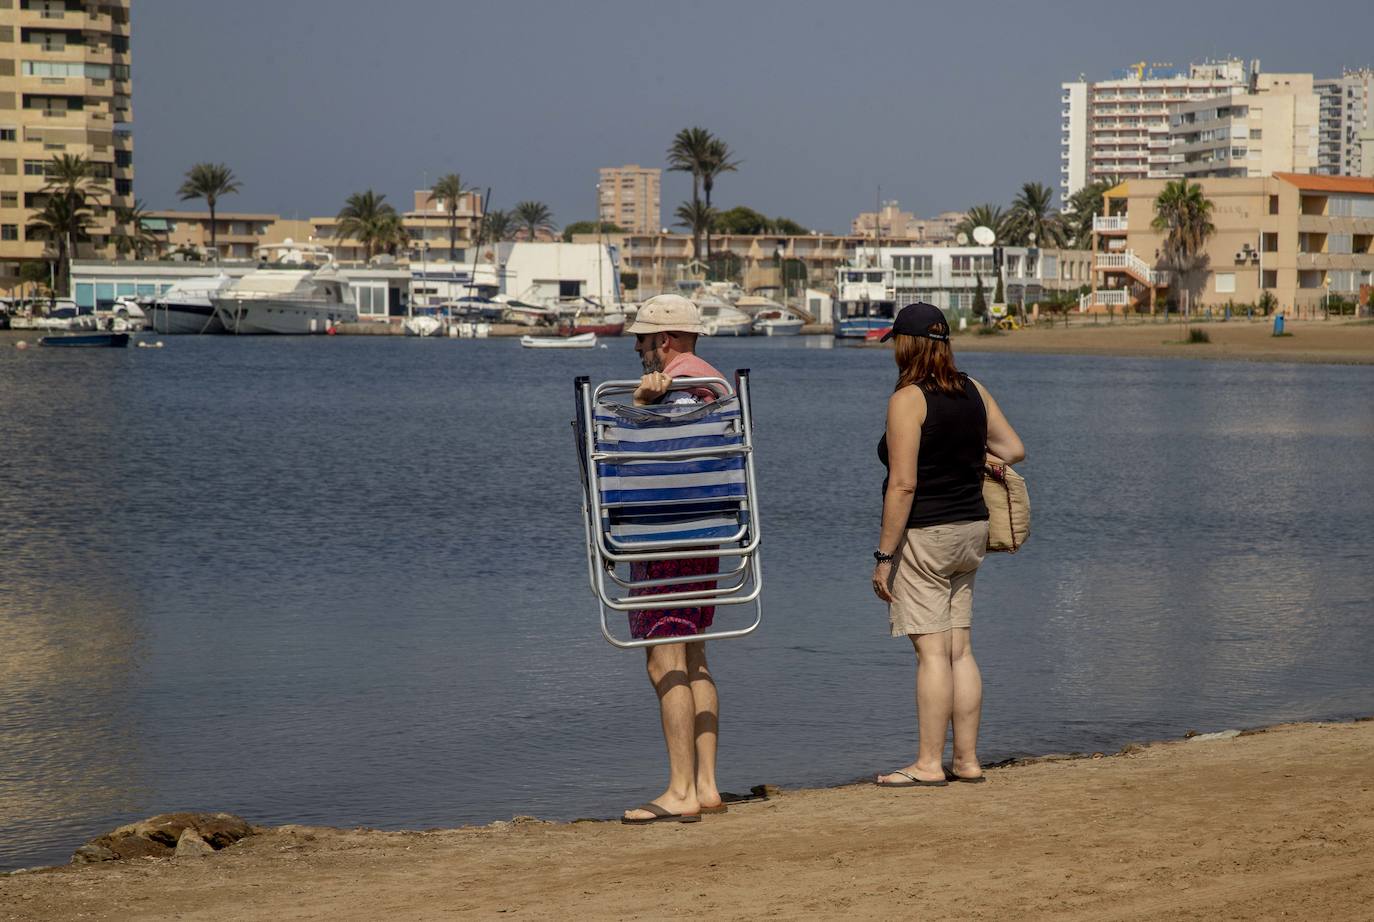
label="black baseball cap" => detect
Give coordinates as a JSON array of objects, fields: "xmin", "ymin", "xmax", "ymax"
[{"xmin": 880, "ymin": 302, "xmax": 950, "ymax": 342}]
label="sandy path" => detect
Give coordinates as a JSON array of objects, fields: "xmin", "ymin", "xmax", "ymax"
[
  {"xmin": 950, "ymin": 318, "xmax": 1374, "ymax": 364},
  {"xmin": 3, "ymin": 720, "xmax": 1371, "ymax": 921}
]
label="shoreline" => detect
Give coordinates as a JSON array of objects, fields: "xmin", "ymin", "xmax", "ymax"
[{"xmin": 4, "ymin": 716, "xmax": 1372, "ymax": 919}]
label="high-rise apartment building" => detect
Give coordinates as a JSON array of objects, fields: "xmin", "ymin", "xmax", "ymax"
[
  {"xmin": 1169, "ymin": 73, "xmax": 1319, "ymax": 179},
  {"xmin": 0, "ymin": 0, "xmax": 133, "ymax": 289},
  {"xmin": 598, "ymin": 164, "xmax": 660, "ymax": 235},
  {"xmin": 1060, "ymin": 59, "xmax": 1249, "ymax": 201},
  {"xmin": 1315, "ymin": 69, "xmax": 1374, "ymax": 176}
]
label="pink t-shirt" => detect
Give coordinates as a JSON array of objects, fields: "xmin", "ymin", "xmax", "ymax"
[{"xmin": 662, "ymin": 352, "xmax": 724, "ymax": 403}]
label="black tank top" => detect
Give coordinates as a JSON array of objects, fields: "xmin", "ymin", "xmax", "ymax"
[{"xmin": 878, "ymin": 375, "xmax": 989, "ymax": 528}]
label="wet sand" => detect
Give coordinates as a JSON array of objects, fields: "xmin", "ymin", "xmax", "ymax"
[
  {"xmin": 4, "ymin": 719, "xmax": 1371, "ymax": 920},
  {"xmin": 951, "ymin": 318, "xmax": 1374, "ymax": 364}
]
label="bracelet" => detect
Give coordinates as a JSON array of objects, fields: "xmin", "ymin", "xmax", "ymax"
[{"xmin": 873, "ymin": 550, "xmax": 895, "ymax": 563}]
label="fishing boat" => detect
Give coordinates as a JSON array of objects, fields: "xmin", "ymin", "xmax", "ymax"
[
  {"xmin": 834, "ymin": 264, "xmax": 896, "ymax": 338},
  {"xmin": 521, "ymin": 332, "xmax": 597, "ymax": 349},
  {"xmin": 38, "ymin": 332, "xmax": 130, "ymax": 348}
]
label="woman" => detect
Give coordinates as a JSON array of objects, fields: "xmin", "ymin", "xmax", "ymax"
[{"xmin": 871, "ymin": 302, "xmax": 1024, "ymax": 787}]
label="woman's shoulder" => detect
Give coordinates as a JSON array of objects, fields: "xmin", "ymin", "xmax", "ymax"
[{"xmin": 890, "ymin": 383, "xmax": 927, "ymax": 405}]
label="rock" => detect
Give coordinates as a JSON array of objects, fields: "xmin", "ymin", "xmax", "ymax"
[
  {"xmin": 70, "ymin": 844, "xmax": 119, "ymax": 865},
  {"xmin": 71, "ymin": 812, "xmax": 256, "ymax": 865},
  {"xmin": 1119, "ymin": 743, "xmax": 1149, "ymax": 755},
  {"xmin": 174, "ymin": 829, "xmax": 215, "ymax": 859}
]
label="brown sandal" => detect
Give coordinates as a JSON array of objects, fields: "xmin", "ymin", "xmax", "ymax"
[{"xmin": 621, "ymin": 803, "xmax": 703, "ymax": 825}]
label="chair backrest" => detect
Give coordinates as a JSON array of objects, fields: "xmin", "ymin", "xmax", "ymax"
[{"xmin": 593, "ymin": 396, "xmax": 748, "ymax": 544}]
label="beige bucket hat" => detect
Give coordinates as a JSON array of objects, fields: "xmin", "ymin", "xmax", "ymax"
[{"xmin": 627, "ymin": 294, "xmax": 707, "ymax": 335}]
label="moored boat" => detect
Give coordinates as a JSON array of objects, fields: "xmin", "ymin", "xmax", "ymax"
[
  {"xmin": 38, "ymin": 332, "xmax": 130, "ymax": 348},
  {"xmin": 834, "ymin": 265, "xmax": 896, "ymax": 338},
  {"xmin": 521, "ymin": 332, "xmax": 597, "ymax": 349},
  {"xmin": 402, "ymin": 315, "xmax": 443, "ymax": 337},
  {"xmin": 148, "ymin": 275, "xmax": 232, "ymax": 334},
  {"xmin": 211, "ymin": 269, "xmax": 357, "ymax": 334},
  {"xmin": 557, "ymin": 311, "xmax": 625, "ymax": 337}
]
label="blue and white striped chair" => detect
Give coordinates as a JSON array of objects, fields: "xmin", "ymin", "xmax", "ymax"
[{"xmin": 574, "ymin": 372, "xmax": 763, "ymax": 648}]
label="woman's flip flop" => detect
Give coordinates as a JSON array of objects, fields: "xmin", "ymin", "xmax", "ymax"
[{"xmin": 621, "ymin": 803, "xmax": 703, "ymax": 825}]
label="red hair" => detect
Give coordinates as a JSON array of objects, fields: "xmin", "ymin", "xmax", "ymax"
[{"xmin": 893, "ymin": 323, "xmax": 962, "ymax": 396}]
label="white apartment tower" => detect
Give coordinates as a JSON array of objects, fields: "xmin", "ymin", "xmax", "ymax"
[
  {"xmin": 1060, "ymin": 59, "xmax": 1249, "ymax": 201},
  {"xmin": 1315, "ymin": 69, "xmax": 1374, "ymax": 176}
]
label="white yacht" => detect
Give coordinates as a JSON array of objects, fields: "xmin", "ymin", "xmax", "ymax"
[
  {"xmin": 212, "ymin": 269, "xmax": 357, "ymax": 335},
  {"xmin": 148, "ymin": 275, "xmax": 232, "ymax": 334},
  {"xmin": 695, "ymin": 294, "xmax": 753, "ymax": 336}
]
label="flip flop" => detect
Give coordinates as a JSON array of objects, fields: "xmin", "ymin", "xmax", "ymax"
[
  {"xmin": 621, "ymin": 803, "xmax": 703, "ymax": 825},
  {"xmin": 720, "ymin": 785, "xmax": 771, "ymax": 805},
  {"xmin": 943, "ymin": 768, "xmax": 987, "ymax": 784},
  {"xmin": 875, "ymin": 770, "xmax": 948, "ymax": 788}
]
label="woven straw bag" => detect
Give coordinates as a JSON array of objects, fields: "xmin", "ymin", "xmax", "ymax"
[{"xmin": 983, "ymin": 462, "xmax": 1030, "ymax": 553}]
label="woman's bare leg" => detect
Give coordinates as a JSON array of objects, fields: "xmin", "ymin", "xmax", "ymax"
[
  {"xmin": 949, "ymin": 627, "xmax": 983, "ymax": 778},
  {"xmin": 877, "ymin": 631, "xmax": 951, "ymax": 783}
]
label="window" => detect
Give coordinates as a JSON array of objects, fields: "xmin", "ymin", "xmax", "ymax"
[
  {"xmin": 1, "ymin": 224, "xmax": 17, "ymax": 240},
  {"xmin": 114, "ymin": 178, "xmax": 131, "ymax": 195},
  {"xmin": 23, "ymin": 158, "xmax": 47, "ymax": 175},
  {"xmin": 0, "ymin": 126, "xmax": 13, "ymax": 141},
  {"xmin": 1269, "ymin": 195, "xmax": 1279, "ymax": 215},
  {"xmin": 1, "ymin": 191, "xmax": 15, "ymax": 207},
  {"xmin": 558, "ymin": 279, "xmax": 582, "ymax": 298},
  {"xmin": 1214, "ymin": 273, "xmax": 1236, "ymax": 293}
]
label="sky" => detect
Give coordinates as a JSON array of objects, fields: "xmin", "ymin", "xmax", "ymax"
[{"xmin": 131, "ymin": 0, "xmax": 1374, "ymax": 234}]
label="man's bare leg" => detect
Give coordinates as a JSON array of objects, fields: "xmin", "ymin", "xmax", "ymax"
[
  {"xmin": 623, "ymin": 642, "xmax": 701, "ymax": 821},
  {"xmin": 686, "ymin": 641, "xmax": 722, "ymax": 809}
]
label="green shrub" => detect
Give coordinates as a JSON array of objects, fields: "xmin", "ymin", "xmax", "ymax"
[{"xmin": 1187, "ymin": 328, "xmax": 1211, "ymax": 344}]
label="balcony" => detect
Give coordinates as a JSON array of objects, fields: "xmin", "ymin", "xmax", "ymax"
[{"xmin": 1093, "ymin": 215, "xmax": 1128, "ymax": 233}]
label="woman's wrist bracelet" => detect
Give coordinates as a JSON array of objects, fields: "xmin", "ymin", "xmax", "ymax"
[{"xmin": 873, "ymin": 550, "xmax": 895, "ymax": 563}]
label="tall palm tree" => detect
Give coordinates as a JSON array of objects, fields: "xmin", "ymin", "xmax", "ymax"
[
  {"xmin": 336, "ymin": 189, "xmax": 402, "ymax": 262},
  {"xmin": 956, "ymin": 204, "xmax": 1007, "ymax": 243},
  {"xmin": 673, "ymin": 200, "xmax": 715, "ymax": 260},
  {"xmin": 177, "ymin": 163, "xmax": 241, "ymax": 255},
  {"xmin": 112, "ymin": 199, "xmax": 160, "ymax": 259},
  {"xmin": 26, "ymin": 193, "xmax": 93, "ymax": 297},
  {"xmin": 1151, "ymin": 179, "xmax": 1215, "ymax": 315},
  {"xmin": 43, "ymin": 153, "xmax": 107, "ymax": 207},
  {"xmin": 513, "ymin": 200, "xmax": 555, "ymax": 242},
  {"xmin": 1004, "ymin": 182, "xmax": 1065, "ymax": 247},
  {"xmin": 667, "ymin": 127, "xmax": 713, "ymax": 257},
  {"xmin": 700, "ymin": 136, "xmax": 739, "ymax": 260},
  {"xmin": 430, "ymin": 173, "xmax": 470, "ymax": 259}
]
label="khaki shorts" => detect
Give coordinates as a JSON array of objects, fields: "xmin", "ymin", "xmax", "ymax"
[{"xmin": 887, "ymin": 520, "xmax": 989, "ymax": 637}]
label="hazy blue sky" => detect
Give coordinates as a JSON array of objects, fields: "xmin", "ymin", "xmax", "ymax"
[{"xmin": 133, "ymin": 0, "xmax": 1373, "ymax": 233}]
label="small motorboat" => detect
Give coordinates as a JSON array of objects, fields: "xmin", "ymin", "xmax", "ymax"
[
  {"xmin": 38, "ymin": 332, "xmax": 131, "ymax": 348},
  {"xmin": 402, "ymin": 315, "xmax": 443, "ymax": 337},
  {"xmin": 521, "ymin": 332, "xmax": 597, "ymax": 349}
]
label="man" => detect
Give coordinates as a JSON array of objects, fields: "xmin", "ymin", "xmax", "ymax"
[{"xmin": 621, "ymin": 294, "xmax": 726, "ymax": 825}]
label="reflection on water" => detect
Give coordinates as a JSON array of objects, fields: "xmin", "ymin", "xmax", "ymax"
[{"xmin": 1, "ymin": 337, "xmax": 1371, "ymax": 870}]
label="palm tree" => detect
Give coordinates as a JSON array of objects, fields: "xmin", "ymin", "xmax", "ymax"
[
  {"xmin": 481, "ymin": 209, "xmax": 513, "ymax": 244},
  {"xmin": 430, "ymin": 173, "xmax": 470, "ymax": 259},
  {"xmin": 667, "ymin": 127, "xmax": 713, "ymax": 257},
  {"xmin": 43, "ymin": 153, "xmax": 107, "ymax": 207},
  {"xmin": 1151, "ymin": 179, "xmax": 1215, "ymax": 317},
  {"xmin": 513, "ymin": 200, "xmax": 555, "ymax": 242},
  {"xmin": 26, "ymin": 193, "xmax": 94, "ymax": 297},
  {"xmin": 112, "ymin": 199, "xmax": 160, "ymax": 259},
  {"xmin": 700, "ymin": 136, "xmax": 740, "ymax": 259},
  {"xmin": 336, "ymin": 189, "xmax": 402, "ymax": 262},
  {"xmin": 177, "ymin": 163, "xmax": 241, "ymax": 255},
  {"xmin": 1063, "ymin": 177, "xmax": 1120, "ymax": 249},
  {"xmin": 956, "ymin": 204, "xmax": 1007, "ymax": 243},
  {"xmin": 1003, "ymin": 182, "xmax": 1065, "ymax": 247},
  {"xmin": 673, "ymin": 200, "xmax": 715, "ymax": 259}
]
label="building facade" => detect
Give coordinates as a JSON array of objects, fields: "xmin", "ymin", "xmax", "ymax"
[
  {"xmin": 597, "ymin": 164, "xmax": 660, "ymax": 234},
  {"xmin": 1084, "ymin": 173, "xmax": 1374, "ymax": 314},
  {"xmin": 1169, "ymin": 73, "xmax": 1319, "ymax": 179},
  {"xmin": 1315, "ymin": 69, "xmax": 1374, "ymax": 176},
  {"xmin": 0, "ymin": 0, "xmax": 133, "ymax": 289},
  {"xmin": 1061, "ymin": 60, "xmax": 1249, "ymax": 200},
  {"xmin": 851, "ymin": 201, "xmax": 964, "ymax": 244}
]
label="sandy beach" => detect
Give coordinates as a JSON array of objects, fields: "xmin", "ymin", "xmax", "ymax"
[
  {"xmin": 949, "ymin": 317, "xmax": 1374, "ymax": 364},
  {"xmin": 3, "ymin": 719, "xmax": 1370, "ymax": 921}
]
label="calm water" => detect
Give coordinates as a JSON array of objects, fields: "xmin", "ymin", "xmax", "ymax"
[{"xmin": 1, "ymin": 334, "xmax": 1372, "ymax": 871}]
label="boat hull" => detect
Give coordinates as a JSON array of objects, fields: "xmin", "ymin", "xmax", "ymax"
[
  {"xmin": 147, "ymin": 301, "xmax": 226, "ymax": 334},
  {"xmin": 558, "ymin": 321, "xmax": 623, "ymax": 337},
  {"xmin": 213, "ymin": 298, "xmax": 358, "ymax": 335},
  {"xmin": 753, "ymin": 319, "xmax": 804, "ymax": 336},
  {"xmin": 835, "ymin": 316, "xmax": 894, "ymax": 339},
  {"xmin": 522, "ymin": 333, "xmax": 597, "ymax": 349},
  {"xmin": 38, "ymin": 332, "xmax": 130, "ymax": 348},
  {"xmin": 705, "ymin": 320, "xmax": 753, "ymax": 337}
]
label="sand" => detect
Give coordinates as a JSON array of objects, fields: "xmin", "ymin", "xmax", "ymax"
[
  {"xmin": 3, "ymin": 719, "xmax": 1371, "ymax": 921},
  {"xmin": 948, "ymin": 317, "xmax": 1374, "ymax": 364}
]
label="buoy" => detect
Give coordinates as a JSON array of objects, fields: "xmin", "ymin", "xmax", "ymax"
[
  {"xmin": 15, "ymin": 340, "xmax": 29, "ymax": 350},
  {"xmin": 327, "ymin": 325, "xmax": 337, "ymax": 336}
]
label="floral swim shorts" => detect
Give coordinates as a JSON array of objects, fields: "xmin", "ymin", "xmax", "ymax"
[{"xmin": 628, "ymin": 556, "xmax": 720, "ymax": 640}]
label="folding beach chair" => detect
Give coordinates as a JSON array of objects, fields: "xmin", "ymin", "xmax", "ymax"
[{"xmin": 573, "ymin": 371, "xmax": 763, "ymax": 649}]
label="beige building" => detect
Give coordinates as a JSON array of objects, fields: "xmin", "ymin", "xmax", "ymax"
[
  {"xmin": 1316, "ymin": 69, "xmax": 1374, "ymax": 176},
  {"xmin": 0, "ymin": 0, "xmax": 132, "ymax": 289},
  {"xmin": 311, "ymin": 189, "xmax": 484, "ymax": 263},
  {"xmin": 851, "ymin": 201, "xmax": 963, "ymax": 244},
  {"xmin": 1084, "ymin": 173, "xmax": 1374, "ymax": 315},
  {"xmin": 1170, "ymin": 73, "xmax": 1318, "ymax": 179},
  {"xmin": 146, "ymin": 210, "xmax": 277, "ymax": 260},
  {"xmin": 598, "ymin": 164, "xmax": 660, "ymax": 234}
]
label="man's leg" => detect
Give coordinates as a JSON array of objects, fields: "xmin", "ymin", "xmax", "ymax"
[
  {"xmin": 623, "ymin": 642, "xmax": 700, "ymax": 820},
  {"xmin": 685, "ymin": 641, "xmax": 721, "ymax": 808}
]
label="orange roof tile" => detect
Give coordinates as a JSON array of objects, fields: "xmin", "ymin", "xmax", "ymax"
[{"xmin": 1274, "ymin": 173, "xmax": 1374, "ymax": 194}]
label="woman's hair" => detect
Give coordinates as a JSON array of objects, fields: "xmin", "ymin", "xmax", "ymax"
[{"xmin": 893, "ymin": 322, "xmax": 964, "ymax": 396}]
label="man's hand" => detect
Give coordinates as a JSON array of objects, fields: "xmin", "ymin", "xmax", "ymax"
[{"xmin": 634, "ymin": 372, "xmax": 671, "ymax": 406}]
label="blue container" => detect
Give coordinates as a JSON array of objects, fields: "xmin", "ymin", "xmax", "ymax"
[{"xmin": 1273, "ymin": 314, "xmax": 1286, "ymax": 336}]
